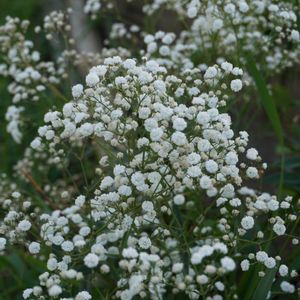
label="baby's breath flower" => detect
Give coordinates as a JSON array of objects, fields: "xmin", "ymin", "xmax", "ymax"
[
  {"xmin": 17, "ymin": 220, "xmax": 31, "ymax": 232},
  {"xmin": 28, "ymin": 242, "xmax": 40, "ymax": 254},
  {"xmin": 241, "ymin": 216, "xmax": 254, "ymax": 230},
  {"xmin": 84, "ymin": 253, "xmax": 99, "ymax": 268}
]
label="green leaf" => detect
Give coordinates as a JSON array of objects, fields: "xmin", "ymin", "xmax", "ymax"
[
  {"xmin": 273, "ymin": 156, "xmax": 300, "ymax": 171},
  {"xmin": 245, "ymin": 54, "xmax": 284, "ymax": 146},
  {"xmin": 238, "ymin": 264, "xmax": 260, "ymax": 300},
  {"xmin": 251, "ymin": 267, "xmax": 278, "ymax": 300}
]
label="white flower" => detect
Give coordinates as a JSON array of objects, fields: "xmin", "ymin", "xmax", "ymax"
[
  {"xmin": 187, "ymin": 152, "xmax": 201, "ymax": 165},
  {"xmin": 187, "ymin": 1, "xmax": 200, "ymax": 18},
  {"xmin": 225, "ymin": 151, "xmax": 238, "ymax": 165},
  {"xmin": 113, "ymin": 165, "xmax": 125, "ymax": 176},
  {"xmin": 171, "ymin": 131, "xmax": 187, "ymax": 146},
  {"xmin": 256, "ymin": 251, "xmax": 268, "ymax": 263},
  {"xmin": 200, "ymin": 175, "xmax": 212, "ymax": 189},
  {"xmin": 0, "ymin": 237, "xmax": 6, "ymax": 251},
  {"xmin": 221, "ymin": 256, "xmax": 236, "ymax": 271},
  {"xmin": 139, "ymin": 107, "xmax": 151, "ymax": 119},
  {"xmin": 86, "ymin": 72, "xmax": 99, "ymax": 87},
  {"xmin": 100, "ymin": 176, "xmax": 114, "ymax": 190},
  {"xmin": 238, "ymin": 2, "xmax": 249, "ymax": 13},
  {"xmin": 191, "ymin": 245, "xmax": 214, "ymax": 265},
  {"xmin": 47, "ymin": 257, "xmax": 57, "ymax": 271},
  {"xmin": 84, "ymin": 0, "xmax": 101, "ymax": 14},
  {"xmin": 80, "ymin": 226, "xmax": 91, "ymax": 237},
  {"xmin": 75, "ymin": 291, "xmax": 92, "ymax": 300},
  {"xmin": 273, "ymin": 223, "xmax": 286, "ymax": 236},
  {"xmin": 150, "ymin": 127, "xmax": 164, "ymax": 141},
  {"xmin": 198, "ymin": 139, "xmax": 211, "ymax": 152},
  {"xmin": 162, "ymin": 33, "xmax": 175, "ymax": 44},
  {"xmin": 17, "ymin": 220, "xmax": 31, "ymax": 232},
  {"xmin": 204, "ymin": 67, "xmax": 218, "ymax": 79},
  {"xmin": 78, "ymin": 123, "xmax": 94, "ymax": 137},
  {"xmin": 159, "ymin": 45, "xmax": 170, "ymax": 56},
  {"xmin": 138, "ymin": 71, "xmax": 153, "ymax": 84},
  {"xmin": 172, "ymin": 263, "xmax": 184, "ymax": 273},
  {"xmin": 144, "ymin": 118, "xmax": 158, "ymax": 131},
  {"xmin": 241, "ymin": 259, "xmax": 250, "ymax": 271},
  {"xmin": 61, "ymin": 241, "xmax": 74, "ymax": 252},
  {"xmin": 12, "ymin": 191, "xmax": 21, "ymax": 198},
  {"xmin": 122, "ymin": 247, "xmax": 139, "ymax": 258},
  {"xmin": 84, "ymin": 253, "xmax": 99, "ymax": 268},
  {"xmin": 187, "ymin": 6, "xmax": 198, "ymax": 18},
  {"xmin": 138, "ymin": 237, "xmax": 151, "ymax": 249},
  {"xmin": 196, "ymin": 112, "xmax": 210, "ymax": 125},
  {"xmin": 30, "ymin": 138, "xmax": 41, "ymax": 149},
  {"xmin": 146, "ymin": 60, "xmax": 159, "ymax": 72},
  {"xmin": 75, "ymin": 195, "xmax": 86, "ymax": 207},
  {"xmin": 280, "ymin": 281, "xmax": 295, "ymax": 293},
  {"xmin": 188, "ymin": 166, "xmax": 201, "ymax": 177},
  {"xmin": 142, "ymin": 201, "xmax": 154, "ymax": 212},
  {"xmin": 246, "ymin": 167, "xmax": 258, "ymax": 178},
  {"xmin": 230, "ymin": 79, "xmax": 243, "ymax": 92},
  {"xmin": 72, "ymin": 84, "xmax": 84, "ymax": 98},
  {"xmin": 267, "ymin": 200, "xmax": 279, "ymax": 211},
  {"xmin": 174, "ymin": 194, "xmax": 185, "ymax": 205},
  {"xmin": 291, "ymin": 30, "xmax": 300, "ymax": 41},
  {"xmin": 118, "ymin": 185, "xmax": 132, "ymax": 196},
  {"xmin": 221, "ymin": 62, "xmax": 233, "ymax": 72},
  {"xmin": 172, "ymin": 117, "xmax": 187, "ymax": 131},
  {"xmin": 123, "ymin": 59, "xmax": 136, "ymax": 69},
  {"xmin": 246, "ymin": 148, "xmax": 258, "ymax": 160},
  {"xmin": 153, "ymin": 80, "xmax": 166, "ymax": 93},
  {"xmin": 215, "ymin": 281, "xmax": 224, "ymax": 291},
  {"xmin": 23, "ymin": 288, "xmax": 33, "ymax": 299},
  {"xmin": 191, "ymin": 252, "xmax": 203, "ymax": 265},
  {"xmin": 264, "ymin": 257, "xmax": 276, "ymax": 269},
  {"xmin": 93, "ymin": 65, "xmax": 107, "ymax": 77},
  {"xmin": 28, "ymin": 242, "xmax": 40, "ymax": 254},
  {"xmin": 213, "ymin": 19, "xmax": 223, "ymax": 31},
  {"xmin": 48, "ymin": 285, "xmax": 62, "ymax": 297},
  {"xmin": 241, "ymin": 216, "xmax": 254, "ymax": 230},
  {"xmin": 279, "ymin": 265, "xmax": 288, "ymax": 277},
  {"xmin": 196, "ymin": 275, "xmax": 209, "ymax": 284},
  {"xmin": 224, "ymin": 3, "xmax": 236, "ymax": 14},
  {"xmin": 205, "ymin": 160, "xmax": 218, "ymax": 174}
]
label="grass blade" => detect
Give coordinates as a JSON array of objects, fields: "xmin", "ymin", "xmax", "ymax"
[
  {"xmin": 245, "ymin": 54, "xmax": 284, "ymax": 146},
  {"xmin": 251, "ymin": 267, "xmax": 278, "ymax": 300}
]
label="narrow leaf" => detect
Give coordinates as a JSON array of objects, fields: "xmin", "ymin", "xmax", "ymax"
[
  {"xmin": 245, "ymin": 54, "xmax": 284, "ymax": 146},
  {"xmin": 251, "ymin": 267, "xmax": 277, "ymax": 300}
]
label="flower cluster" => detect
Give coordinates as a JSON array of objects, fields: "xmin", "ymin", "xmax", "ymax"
[
  {"xmin": 93, "ymin": 0, "xmax": 300, "ymax": 77},
  {"xmin": 0, "ymin": 17, "xmax": 63, "ymax": 142},
  {"xmin": 0, "ymin": 10, "xmax": 131, "ymax": 143},
  {"xmin": 176, "ymin": 0, "xmax": 300, "ymax": 74},
  {"xmin": 0, "ymin": 1, "xmax": 299, "ymax": 299},
  {"xmin": 0, "ymin": 58, "xmax": 298, "ymax": 299}
]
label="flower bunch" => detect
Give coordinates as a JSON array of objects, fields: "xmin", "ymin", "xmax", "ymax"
[
  {"xmin": 85, "ymin": 0, "xmax": 300, "ymax": 88},
  {"xmin": 0, "ymin": 17, "xmax": 63, "ymax": 142},
  {"xmin": 0, "ymin": 10, "xmax": 131, "ymax": 143},
  {"xmin": 175, "ymin": 0, "xmax": 300, "ymax": 74},
  {"xmin": 0, "ymin": 57, "xmax": 298, "ymax": 299},
  {"xmin": 0, "ymin": 1, "xmax": 299, "ymax": 299}
]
